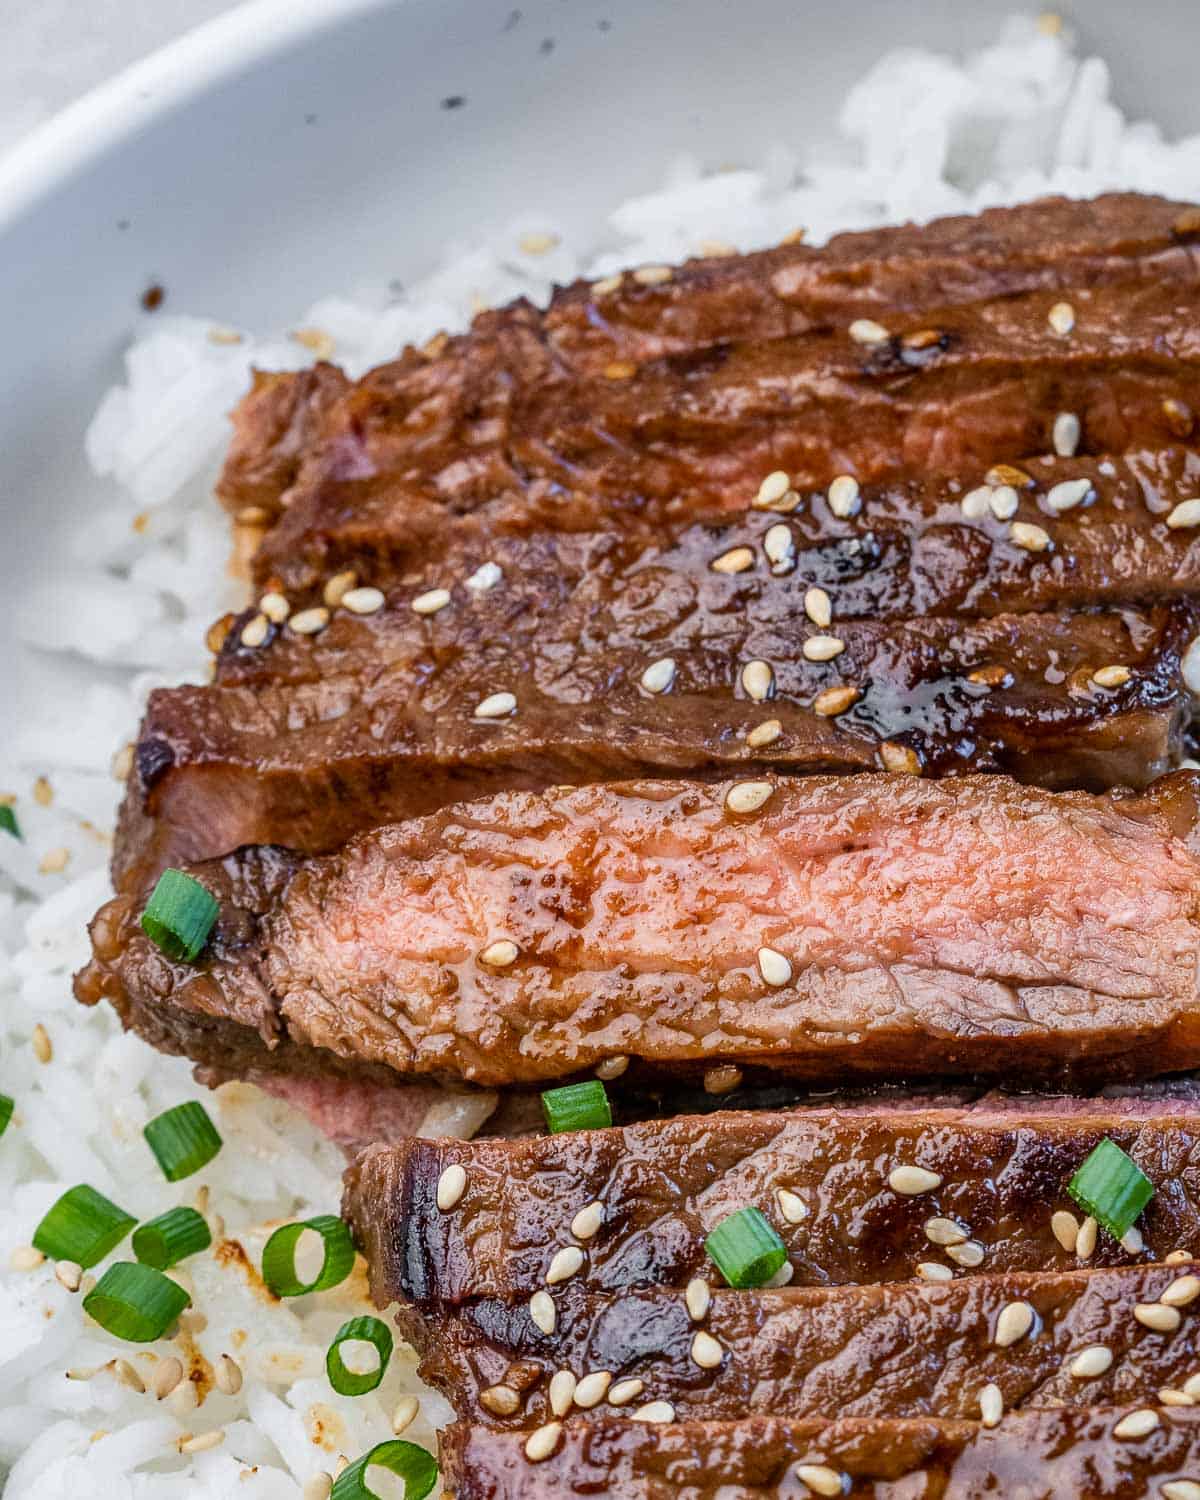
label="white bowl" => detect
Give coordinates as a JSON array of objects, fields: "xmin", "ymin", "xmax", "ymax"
[{"xmin": 0, "ymin": 0, "xmax": 1194, "ymax": 715}]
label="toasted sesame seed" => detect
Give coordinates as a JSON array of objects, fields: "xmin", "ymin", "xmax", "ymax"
[
  {"xmin": 111, "ymin": 743, "xmax": 135, "ymax": 781},
  {"xmin": 480, "ymin": 1384, "xmax": 521, "ymax": 1416},
  {"xmin": 690, "ymin": 1330, "xmax": 723, "ymax": 1369},
  {"xmin": 1122, "ymin": 1226, "xmax": 1145, "ymax": 1254},
  {"xmin": 741, "ymin": 659, "xmax": 775, "ymax": 702},
  {"xmin": 293, "ymin": 327, "xmax": 335, "ymax": 359},
  {"xmin": 236, "ymin": 613, "xmax": 268, "ymax": 649},
  {"xmin": 31, "ymin": 1024, "xmax": 52, "ymax": 1064},
  {"xmin": 994, "ymin": 1301, "xmax": 1035, "ymax": 1347},
  {"xmin": 1163, "ymin": 398, "xmax": 1196, "ymax": 438},
  {"xmin": 917, "ymin": 1261, "xmax": 954, "ymax": 1282},
  {"xmin": 754, "ymin": 471, "xmax": 792, "ymax": 509},
  {"xmin": 988, "ymin": 464, "xmax": 1034, "ymax": 489},
  {"xmin": 574, "ymin": 1371, "xmax": 613, "ymax": 1408},
  {"xmin": 776, "ymin": 1187, "xmax": 807, "ymax": 1224},
  {"xmin": 343, "ymin": 587, "xmax": 385, "ymax": 615},
  {"xmin": 55, "ymin": 1260, "xmax": 83, "ymax": 1292},
  {"xmin": 436, "ymin": 1163, "xmax": 468, "ymax": 1211},
  {"xmin": 259, "ymin": 592, "xmax": 289, "ymax": 625},
  {"xmin": 479, "ymin": 939, "xmax": 520, "ymax": 968},
  {"xmin": 633, "ymin": 265, "xmax": 672, "ymax": 286},
  {"xmin": 1163, "ymin": 1479, "xmax": 1200, "ymax": 1500},
  {"xmin": 746, "ymin": 719, "xmax": 783, "ymax": 749},
  {"xmin": 1076, "ymin": 1216, "xmax": 1098, "ymax": 1260},
  {"xmin": 879, "ymin": 742, "xmax": 922, "ymax": 776},
  {"xmin": 604, "ymin": 360, "xmax": 637, "ymax": 380},
  {"xmin": 608, "ymin": 1377, "xmax": 645, "ymax": 1407},
  {"xmin": 1163, "ymin": 1275, "xmax": 1200, "ymax": 1307},
  {"xmin": 594, "ymin": 1055, "xmax": 629, "ymax": 1081},
  {"xmin": 180, "ymin": 1430, "xmax": 225, "ymax": 1455},
  {"xmin": 31, "ymin": 776, "xmax": 51, "ymax": 807},
  {"xmin": 1051, "ymin": 1211, "xmax": 1080, "ymax": 1253},
  {"xmin": 323, "ymin": 571, "xmax": 357, "ymax": 608},
  {"xmin": 812, "ymin": 684, "xmax": 860, "ymax": 718},
  {"xmin": 1176, "ymin": 209, "xmax": 1200, "ymax": 238},
  {"xmin": 988, "ymin": 485, "xmax": 1020, "ymax": 520},
  {"xmin": 302, "ymin": 1477, "xmax": 333, "ymax": 1500},
  {"xmin": 529, "ymin": 1291, "xmax": 556, "ymax": 1334},
  {"xmin": 1169, "ymin": 499, "xmax": 1200, "ymax": 529},
  {"xmin": 1161, "ymin": 1388, "xmax": 1197, "ymax": 1407},
  {"xmin": 758, "ymin": 947, "xmax": 793, "ymax": 988},
  {"xmin": 725, "ymin": 780, "xmax": 774, "ymax": 814},
  {"xmin": 474, "ymin": 691, "xmax": 517, "ymax": 719},
  {"xmin": 289, "ymin": 606, "xmax": 330, "ymax": 635},
  {"xmin": 519, "ymin": 231, "xmax": 560, "ymax": 255},
  {"xmin": 802, "ymin": 634, "xmax": 845, "ymax": 663},
  {"xmin": 392, "ymin": 1395, "xmax": 420, "ymax": 1434},
  {"xmin": 961, "ymin": 486, "xmax": 992, "ymax": 520},
  {"xmin": 547, "ymin": 1246, "xmax": 585, "ymax": 1285},
  {"xmin": 967, "ymin": 664, "xmax": 1012, "ymax": 689},
  {"xmin": 903, "ymin": 327, "xmax": 943, "ymax": 352},
  {"xmin": 686, "ymin": 1278, "xmax": 712, "ymax": 1321},
  {"xmin": 947, "ymin": 1240, "xmax": 985, "ymax": 1269},
  {"xmin": 548, "ymin": 1369, "xmax": 576, "ymax": 1417},
  {"xmin": 1010, "ymin": 521, "xmax": 1051, "ymax": 552},
  {"xmin": 711, "ymin": 545, "xmax": 756, "ymax": 574},
  {"xmin": 1048, "ymin": 301, "xmax": 1076, "ymax": 335},
  {"xmin": 979, "ymin": 1383, "xmax": 1003, "ymax": 1428},
  {"xmin": 525, "ymin": 1422, "xmax": 562, "ymax": 1462},
  {"xmin": 924, "ymin": 1217, "xmax": 968, "ymax": 1247},
  {"xmin": 1092, "ymin": 665, "xmax": 1132, "ymax": 689},
  {"xmin": 1046, "ymin": 477, "xmax": 1093, "ymax": 513},
  {"xmin": 1069, "ymin": 1344, "xmax": 1113, "ymax": 1379},
  {"xmin": 763, "ymin": 523, "xmax": 794, "ymax": 570},
  {"xmin": 1113, "ymin": 1409, "xmax": 1160, "ymax": 1440},
  {"xmin": 794, "ymin": 1465, "xmax": 845, "ymax": 1497},
  {"xmin": 1052, "ymin": 412, "xmax": 1081, "ymax": 457},
  {"xmin": 804, "ymin": 586, "xmax": 832, "ymax": 628},
  {"xmin": 591, "ymin": 274, "xmax": 622, "ymax": 297},
  {"xmin": 889, "ymin": 1164, "xmax": 942, "ymax": 1195},
  {"xmin": 703, "ymin": 1065, "xmax": 744, "ymax": 1096},
  {"xmin": 571, "ymin": 1202, "xmax": 604, "ymax": 1241},
  {"xmin": 151, "ymin": 1356, "xmax": 185, "ymax": 1399},
  {"xmin": 1187, "ymin": 1373, "xmax": 1200, "ymax": 1399},
  {"xmin": 466, "ymin": 561, "xmax": 503, "ymax": 592},
  {"xmin": 39, "ymin": 847, "xmax": 69, "ymax": 876},
  {"xmin": 699, "ymin": 239, "xmax": 736, "ymax": 258},
  {"xmin": 1167, "ymin": 1250, "xmax": 1195, "ymax": 1265},
  {"xmin": 827, "ymin": 475, "xmax": 861, "ymax": 518},
  {"xmin": 1135, "ymin": 1302, "xmax": 1182, "ymax": 1332},
  {"xmin": 631, "ymin": 1400, "xmax": 676, "ymax": 1424},
  {"xmin": 849, "ymin": 318, "xmax": 889, "ymax": 345},
  {"xmin": 110, "ymin": 1359, "xmax": 146, "ymax": 1394},
  {"xmin": 641, "ymin": 656, "xmax": 676, "ymax": 694},
  {"xmin": 213, "ymin": 1353, "xmax": 242, "ymax": 1396}
]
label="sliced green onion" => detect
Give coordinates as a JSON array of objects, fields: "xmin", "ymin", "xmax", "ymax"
[
  {"xmin": 0, "ymin": 1094, "xmax": 13, "ymax": 1138},
  {"xmin": 326, "ymin": 1315, "xmax": 394, "ymax": 1396},
  {"xmin": 33, "ymin": 1184, "xmax": 136, "ymax": 1268},
  {"xmin": 143, "ymin": 1101, "xmax": 222, "ymax": 1181},
  {"xmin": 132, "ymin": 1207, "xmax": 212, "ymax": 1270},
  {"xmin": 1068, "ymin": 1138, "xmax": 1154, "ymax": 1239},
  {"xmin": 541, "ymin": 1080, "xmax": 612, "ymax": 1134},
  {"xmin": 331, "ymin": 1440, "xmax": 438, "ymax": 1500},
  {"xmin": 0, "ymin": 805, "xmax": 19, "ymax": 839},
  {"xmin": 82, "ymin": 1260, "xmax": 190, "ymax": 1342},
  {"xmin": 704, "ymin": 1206, "xmax": 788, "ymax": 1289},
  {"xmin": 140, "ymin": 868, "xmax": 219, "ymax": 962},
  {"xmin": 261, "ymin": 1214, "xmax": 356, "ymax": 1297}
]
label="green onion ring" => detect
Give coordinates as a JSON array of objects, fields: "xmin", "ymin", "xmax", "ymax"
[
  {"xmin": 326, "ymin": 1315, "xmax": 394, "ymax": 1396},
  {"xmin": 82, "ymin": 1261, "xmax": 191, "ymax": 1342},
  {"xmin": 261, "ymin": 1214, "xmax": 356, "ymax": 1297},
  {"xmin": 331, "ymin": 1440, "xmax": 438, "ymax": 1500}
]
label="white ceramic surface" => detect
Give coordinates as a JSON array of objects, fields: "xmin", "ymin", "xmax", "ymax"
[{"xmin": 1, "ymin": 0, "xmax": 1198, "ymax": 720}]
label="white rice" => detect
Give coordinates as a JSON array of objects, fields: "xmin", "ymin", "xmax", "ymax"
[{"xmin": 4, "ymin": 14, "xmax": 1200, "ymax": 1495}]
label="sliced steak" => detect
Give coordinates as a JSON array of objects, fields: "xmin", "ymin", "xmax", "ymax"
[
  {"xmin": 441, "ymin": 1407, "xmax": 1200, "ymax": 1499},
  {"xmin": 81, "ymin": 772, "xmax": 1200, "ymax": 1096},
  {"xmin": 343, "ymin": 1100, "xmax": 1200, "ymax": 1308}
]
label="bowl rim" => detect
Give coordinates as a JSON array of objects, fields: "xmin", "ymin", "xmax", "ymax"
[{"xmin": 0, "ymin": 0, "xmax": 393, "ymax": 233}]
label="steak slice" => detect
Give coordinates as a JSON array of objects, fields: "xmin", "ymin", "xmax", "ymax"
[
  {"xmin": 410, "ymin": 1264, "xmax": 1200, "ymax": 1428},
  {"xmin": 441, "ymin": 1407, "xmax": 1200, "ymax": 1499},
  {"xmin": 80, "ymin": 772, "xmax": 1200, "ymax": 1094},
  {"xmin": 341, "ymin": 1101, "xmax": 1200, "ymax": 1308}
]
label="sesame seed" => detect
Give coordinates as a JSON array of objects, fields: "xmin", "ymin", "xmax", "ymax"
[
  {"xmin": 1076, "ymin": 1216, "xmax": 1098, "ymax": 1260},
  {"xmin": 641, "ymin": 656, "xmax": 676, "ymax": 694},
  {"xmin": 1176, "ymin": 209, "xmax": 1200, "ymax": 238},
  {"xmin": 979, "ymin": 1383, "xmax": 1003, "ymax": 1428},
  {"xmin": 947, "ymin": 1240, "xmax": 985, "ymax": 1269},
  {"xmin": 994, "ymin": 1301, "xmax": 1035, "ymax": 1347},
  {"xmin": 392, "ymin": 1396, "xmax": 420, "ymax": 1434},
  {"xmin": 802, "ymin": 635, "xmax": 845, "ymax": 663},
  {"xmin": 699, "ymin": 239, "xmax": 736, "ymax": 258},
  {"xmin": 849, "ymin": 319, "xmax": 889, "ymax": 345},
  {"xmin": 988, "ymin": 485, "xmax": 1020, "ymax": 520},
  {"xmin": 152, "ymin": 1356, "xmax": 185, "ymax": 1399},
  {"xmin": 764, "ymin": 523, "xmax": 794, "ymax": 571},
  {"xmin": 214, "ymin": 1353, "xmax": 242, "ymax": 1395},
  {"xmin": 1052, "ymin": 412, "xmax": 1081, "ymax": 458},
  {"xmin": 703, "ymin": 1065, "xmax": 744, "ymax": 1096},
  {"xmin": 711, "ymin": 545, "xmax": 755, "ymax": 574},
  {"xmin": 1112, "ymin": 1409, "xmax": 1159, "ymax": 1440},
  {"xmin": 961, "ymin": 486, "xmax": 992, "ymax": 520},
  {"xmin": 1092, "ymin": 665, "xmax": 1132, "ymax": 688},
  {"xmin": 741, "ymin": 660, "xmax": 775, "ymax": 702},
  {"xmin": 111, "ymin": 743, "xmax": 135, "ymax": 781},
  {"xmin": 758, "ymin": 947, "xmax": 793, "ymax": 988},
  {"xmin": 746, "ymin": 719, "xmax": 783, "ymax": 749},
  {"xmin": 725, "ymin": 780, "xmax": 774, "ymax": 814},
  {"xmin": 547, "ymin": 1246, "xmax": 585, "ymax": 1285},
  {"xmin": 1050, "ymin": 1210, "xmax": 1080, "ymax": 1253},
  {"xmin": 529, "ymin": 1291, "xmax": 556, "ymax": 1334},
  {"xmin": 967, "ymin": 664, "xmax": 1012, "ymax": 689},
  {"xmin": 409, "ymin": 587, "xmax": 451, "ymax": 617},
  {"xmin": 31, "ymin": 1024, "xmax": 52, "ymax": 1064},
  {"xmin": 591, "ymin": 274, "xmax": 622, "ymax": 297},
  {"xmin": 1187, "ymin": 1373, "xmax": 1200, "ymax": 1399},
  {"xmin": 690, "ymin": 1330, "xmax": 723, "ymax": 1369},
  {"xmin": 32, "ymin": 776, "xmax": 52, "ymax": 807},
  {"xmin": 631, "ymin": 1400, "xmax": 676, "ymax": 1424},
  {"xmin": 571, "ymin": 1202, "xmax": 604, "ymax": 1241},
  {"xmin": 889, "ymin": 1164, "xmax": 942, "ymax": 1195},
  {"xmin": 466, "ymin": 561, "xmax": 503, "ymax": 592},
  {"xmin": 292, "ymin": 327, "xmax": 335, "ymax": 359},
  {"xmin": 54, "ymin": 1260, "xmax": 83, "ymax": 1292},
  {"xmin": 1166, "ymin": 1250, "xmax": 1194, "ymax": 1265},
  {"xmin": 753, "ymin": 471, "xmax": 793, "ymax": 509},
  {"xmin": 1163, "ymin": 398, "xmax": 1196, "ymax": 438},
  {"xmin": 1169, "ymin": 499, "xmax": 1200, "ymax": 529},
  {"xmin": 323, "ymin": 571, "xmax": 357, "ymax": 608},
  {"xmin": 827, "ymin": 475, "xmax": 861, "ymax": 519},
  {"xmin": 987, "ymin": 464, "xmax": 1034, "ymax": 489},
  {"xmin": 594, "ymin": 1055, "xmax": 629, "ymax": 1081},
  {"xmin": 794, "ymin": 1465, "xmax": 845, "ymax": 1497},
  {"xmin": 776, "ymin": 1188, "xmax": 807, "ymax": 1224},
  {"xmin": 804, "ymin": 587, "xmax": 832, "ymax": 628},
  {"xmin": 474, "ymin": 691, "xmax": 517, "ymax": 719},
  {"xmin": 1069, "ymin": 1344, "xmax": 1113, "ymax": 1379},
  {"xmin": 39, "ymin": 848, "xmax": 70, "ymax": 876},
  {"xmin": 1046, "ymin": 477, "xmax": 1093, "ymax": 512},
  {"xmin": 879, "ymin": 742, "xmax": 922, "ymax": 776},
  {"xmin": 436, "ymin": 1163, "xmax": 468, "ymax": 1211},
  {"xmin": 608, "ymin": 1377, "xmax": 645, "ymax": 1407},
  {"xmin": 1162, "ymin": 1275, "xmax": 1200, "ymax": 1307},
  {"xmin": 519, "ymin": 231, "xmax": 559, "ymax": 255},
  {"xmin": 924, "ymin": 1217, "xmax": 968, "ymax": 1247},
  {"xmin": 1122, "ymin": 1226, "xmax": 1145, "ymax": 1254},
  {"xmin": 1048, "ymin": 301, "xmax": 1075, "ymax": 336},
  {"xmin": 685, "ymin": 1278, "xmax": 712, "ymax": 1321},
  {"xmin": 604, "ymin": 360, "xmax": 637, "ymax": 380},
  {"xmin": 524, "ymin": 1422, "xmax": 562, "ymax": 1462},
  {"xmin": 574, "ymin": 1371, "xmax": 613, "ymax": 1408},
  {"xmin": 479, "ymin": 939, "xmax": 520, "ymax": 968},
  {"xmin": 1161, "ymin": 1388, "xmax": 1197, "ymax": 1407},
  {"xmin": 1010, "ymin": 521, "xmax": 1052, "ymax": 552},
  {"xmin": 343, "ymin": 587, "xmax": 385, "ymax": 615},
  {"xmin": 1135, "ymin": 1302, "xmax": 1182, "ymax": 1333},
  {"xmin": 813, "ymin": 684, "xmax": 860, "ymax": 718},
  {"xmin": 549, "ymin": 1370, "xmax": 576, "ymax": 1417},
  {"xmin": 289, "ymin": 606, "xmax": 330, "ymax": 635},
  {"xmin": 259, "ymin": 592, "xmax": 290, "ymax": 624},
  {"xmin": 180, "ymin": 1430, "xmax": 225, "ymax": 1455},
  {"xmin": 1163, "ymin": 1479, "xmax": 1200, "ymax": 1500},
  {"xmin": 633, "ymin": 265, "xmax": 672, "ymax": 286},
  {"xmin": 303, "ymin": 1477, "xmax": 333, "ymax": 1500},
  {"xmin": 480, "ymin": 1384, "xmax": 521, "ymax": 1416},
  {"xmin": 917, "ymin": 1262, "xmax": 954, "ymax": 1283},
  {"xmin": 109, "ymin": 1358, "xmax": 145, "ymax": 1393},
  {"xmin": 903, "ymin": 327, "xmax": 943, "ymax": 351}
]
